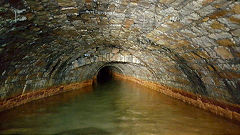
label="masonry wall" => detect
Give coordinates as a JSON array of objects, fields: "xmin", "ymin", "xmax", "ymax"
[{"xmin": 0, "ymin": 0, "xmax": 239, "ymax": 115}]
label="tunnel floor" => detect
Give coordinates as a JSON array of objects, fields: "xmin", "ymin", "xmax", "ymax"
[{"xmin": 0, "ymin": 80, "xmax": 240, "ymax": 135}]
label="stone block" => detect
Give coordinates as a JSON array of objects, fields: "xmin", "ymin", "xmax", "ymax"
[
  {"xmin": 232, "ymin": 4, "xmax": 240, "ymax": 14},
  {"xmin": 217, "ymin": 39, "xmax": 235, "ymax": 47},
  {"xmin": 229, "ymin": 15, "xmax": 240, "ymax": 24},
  {"xmin": 210, "ymin": 21, "xmax": 226, "ymax": 30},
  {"xmin": 198, "ymin": 5, "xmax": 215, "ymax": 17},
  {"xmin": 209, "ymin": 32, "xmax": 232, "ymax": 40},
  {"xmin": 209, "ymin": 10, "xmax": 229, "ymax": 19},
  {"xmin": 231, "ymin": 29, "xmax": 240, "ymax": 37},
  {"xmin": 124, "ymin": 19, "xmax": 134, "ymax": 29},
  {"xmin": 214, "ymin": 47, "xmax": 234, "ymax": 59}
]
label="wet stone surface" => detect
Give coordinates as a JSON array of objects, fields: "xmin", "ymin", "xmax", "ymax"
[
  {"xmin": 0, "ymin": 80, "xmax": 240, "ymax": 135},
  {"xmin": 0, "ymin": 0, "xmax": 240, "ymax": 105}
]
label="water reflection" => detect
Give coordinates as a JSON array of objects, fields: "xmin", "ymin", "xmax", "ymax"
[
  {"xmin": 55, "ymin": 127, "xmax": 110, "ymax": 135},
  {"xmin": 0, "ymin": 80, "xmax": 239, "ymax": 135}
]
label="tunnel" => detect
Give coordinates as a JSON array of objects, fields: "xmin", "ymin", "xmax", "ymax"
[
  {"xmin": 0, "ymin": 0, "xmax": 240, "ymax": 134},
  {"xmin": 97, "ymin": 66, "xmax": 114, "ymax": 83},
  {"xmin": 96, "ymin": 66, "xmax": 123, "ymax": 83}
]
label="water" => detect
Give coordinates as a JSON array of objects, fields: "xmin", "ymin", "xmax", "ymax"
[{"xmin": 0, "ymin": 80, "xmax": 240, "ymax": 135}]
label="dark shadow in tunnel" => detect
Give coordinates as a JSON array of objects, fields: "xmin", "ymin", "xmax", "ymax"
[
  {"xmin": 97, "ymin": 66, "xmax": 114, "ymax": 83},
  {"xmin": 96, "ymin": 66, "xmax": 123, "ymax": 84}
]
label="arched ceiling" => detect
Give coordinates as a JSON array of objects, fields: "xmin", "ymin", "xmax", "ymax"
[{"xmin": 0, "ymin": 0, "xmax": 240, "ymax": 104}]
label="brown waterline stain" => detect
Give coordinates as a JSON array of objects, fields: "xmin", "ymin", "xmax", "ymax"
[
  {"xmin": 1, "ymin": 74, "xmax": 240, "ymax": 123},
  {"xmin": 112, "ymin": 72, "xmax": 240, "ymax": 123},
  {"xmin": 0, "ymin": 79, "xmax": 93, "ymax": 112}
]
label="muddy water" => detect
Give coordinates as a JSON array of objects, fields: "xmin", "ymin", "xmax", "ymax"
[{"xmin": 0, "ymin": 80, "xmax": 240, "ymax": 135}]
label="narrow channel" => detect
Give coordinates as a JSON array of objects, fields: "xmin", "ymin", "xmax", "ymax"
[{"xmin": 0, "ymin": 79, "xmax": 240, "ymax": 135}]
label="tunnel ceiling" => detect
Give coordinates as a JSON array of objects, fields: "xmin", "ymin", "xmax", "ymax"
[{"xmin": 0, "ymin": 0, "xmax": 240, "ymax": 103}]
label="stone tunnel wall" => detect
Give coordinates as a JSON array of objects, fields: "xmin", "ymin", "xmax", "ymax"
[
  {"xmin": 0, "ymin": 46, "xmax": 154, "ymax": 100},
  {"xmin": 0, "ymin": 0, "xmax": 240, "ymax": 115}
]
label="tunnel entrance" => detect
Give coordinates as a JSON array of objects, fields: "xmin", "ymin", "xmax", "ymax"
[
  {"xmin": 96, "ymin": 66, "xmax": 123, "ymax": 83},
  {"xmin": 97, "ymin": 66, "xmax": 113, "ymax": 83}
]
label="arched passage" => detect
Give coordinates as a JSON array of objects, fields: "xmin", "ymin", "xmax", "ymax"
[
  {"xmin": 0, "ymin": 0, "xmax": 240, "ymax": 124},
  {"xmin": 96, "ymin": 66, "xmax": 123, "ymax": 83}
]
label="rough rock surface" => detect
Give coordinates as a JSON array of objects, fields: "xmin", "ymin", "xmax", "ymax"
[{"xmin": 0, "ymin": 0, "xmax": 240, "ymax": 104}]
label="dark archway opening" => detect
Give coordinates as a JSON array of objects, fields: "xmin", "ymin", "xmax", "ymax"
[
  {"xmin": 97, "ymin": 66, "xmax": 113, "ymax": 83},
  {"xmin": 96, "ymin": 66, "xmax": 123, "ymax": 84}
]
